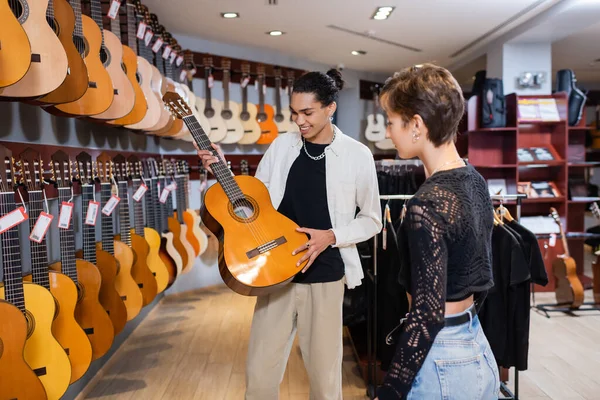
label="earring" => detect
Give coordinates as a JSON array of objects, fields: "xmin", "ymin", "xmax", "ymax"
[
  {"xmin": 412, "ymin": 130, "xmax": 420, "ymax": 143},
  {"xmin": 329, "ymin": 115, "xmax": 333, "ymax": 121}
]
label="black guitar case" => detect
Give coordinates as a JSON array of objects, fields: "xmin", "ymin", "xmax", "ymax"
[
  {"xmin": 556, "ymin": 69, "xmax": 587, "ymax": 126},
  {"xmin": 480, "ymin": 78, "xmax": 506, "ymax": 128}
]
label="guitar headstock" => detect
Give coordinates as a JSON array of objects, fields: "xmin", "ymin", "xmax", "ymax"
[
  {"xmin": 145, "ymin": 158, "xmax": 158, "ymax": 179},
  {"xmin": 96, "ymin": 152, "xmax": 114, "ymax": 184},
  {"xmin": 221, "ymin": 58, "xmax": 231, "ymax": 72},
  {"xmin": 76, "ymin": 152, "xmax": 94, "ymax": 185},
  {"xmin": 240, "ymin": 159, "xmax": 249, "ymax": 175},
  {"xmin": 163, "ymin": 91, "xmax": 192, "ymax": 119},
  {"xmin": 0, "ymin": 145, "xmax": 17, "ymax": 193},
  {"xmin": 257, "ymin": 64, "xmax": 266, "ymax": 78},
  {"xmin": 241, "ymin": 62, "xmax": 251, "ymax": 77},
  {"xmin": 203, "ymin": 55, "xmax": 213, "ymax": 71},
  {"xmin": 112, "ymin": 154, "xmax": 127, "ymax": 182},
  {"xmin": 50, "ymin": 150, "xmax": 73, "ymax": 189},
  {"xmin": 184, "ymin": 50, "xmax": 197, "ymax": 79},
  {"xmin": 549, "ymin": 207, "xmax": 564, "ymax": 230},
  {"xmin": 127, "ymin": 155, "xmax": 141, "ymax": 180},
  {"xmin": 18, "ymin": 148, "xmax": 44, "ymax": 192}
]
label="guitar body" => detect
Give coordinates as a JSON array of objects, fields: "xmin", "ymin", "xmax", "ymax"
[
  {"xmin": 125, "ymin": 56, "xmax": 161, "ymax": 130},
  {"xmin": 0, "ymin": 283, "xmax": 72, "ymax": 400},
  {"xmin": 48, "ymin": 14, "xmax": 114, "ymax": 116},
  {"xmin": 159, "ymin": 232, "xmax": 182, "ymax": 288},
  {"xmin": 365, "ymin": 113, "xmax": 387, "ymax": 142},
  {"xmin": 36, "ymin": 0, "xmax": 88, "ymax": 104},
  {"xmin": 155, "ymin": 79, "xmax": 182, "ymax": 136},
  {"xmin": 50, "ymin": 259, "xmax": 114, "ymax": 361},
  {"xmin": 1, "ymin": 0, "xmax": 68, "ymax": 99},
  {"xmin": 593, "ymin": 256, "xmax": 600, "ymax": 304},
  {"xmin": 90, "ymin": 30, "xmax": 135, "ymax": 120},
  {"xmin": 0, "ymin": 2, "xmax": 30, "ymax": 88},
  {"xmin": 48, "ymin": 270, "xmax": 92, "ymax": 384},
  {"xmin": 200, "ymin": 175, "xmax": 309, "ymax": 296},
  {"xmin": 144, "ymin": 227, "xmax": 170, "ymax": 293},
  {"xmin": 200, "ymin": 97, "xmax": 228, "ymax": 142},
  {"xmin": 167, "ymin": 217, "xmax": 190, "ymax": 273},
  {"xmin": 238, "ymin": 102, "xmax": 261, "ymax": 144},
  {"xmin": 183, "ymin": 209, "xmax": 207, "ymax": 256},
  {"xmin": 256, "ymin": 104, "xmax": 279, "ymax": 144},
  {"xmin": 131, "ymin": 232, "xmax": 158, "ymax": 306},
  {"xmin": 177, "ymin": 220, "xmax": 196, "ymax": 273},
  {"xmin": 552, "ymin": 256, "xmax": 584, "ymax": 309},
  {"xmin": 220, "ymin": 101, "xmax": 245, "ymax": 144},
  {"xmin": 374, "ymin": 138, "xmax": 396, "ymax": 150},
  {"xmin": 275, "ymin": 109, "xmax": 294, "ymax": 135},
  {"xmin": 113, "ymin": 240, "xmax": 143, "ymax": 321},
  {"xmin": 0, "ymin": 300, "xmax": 47, "ymax": 400},
  {"xmin": 147, "ymin": 65, "xmax": 173, "ymax": 132},
  {"xmin": 109, "ymin": 45, "xmax": 147, "ymax": 126},
  {"xmin": 95, "ymin": 247, "xmax": 128, "ymax": 335}
]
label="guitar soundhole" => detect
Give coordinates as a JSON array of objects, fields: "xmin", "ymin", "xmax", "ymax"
[
  {"xmin": 25, "ymin": 309, "xmax": 35, "ymax": 339},
  {"xmin": 136, "ymin": 71, "xmax": 142, "ymax": 85},
  {"xmin": 46, "ymin": 16, "xmax": 59, "ymax": 35},
  {"xmin": 275, "ymin": 114, "xmax": 284, "ymax": 123},
  {"xmin": 100, "ymin": 46, "xmax": 110, "ymax": 67},
  {"xmin": 229, "ymin": 196, "xmax": 259, "ymax": 223},
  {"xmin": 240, "ymin": 111, "xmax": 250, "ymax": 122},
  {"xmin": 221, "ymin": 109, "xmax": 232, "ymax": 120},
  {"xmin": 204, "ymin": 108, "xmax": 215, "ymax": 119},
  {"xmin": 76, "ymin": 282, "xmax": 86, "ymax": 303},
  {"xmin": 10, "ymin": 0, "xmax": 29, "ymax": 24},
  {"xmin": 121, "ymin": 61, "xmax": 127, "ymax": 75},
  {"xmin": 53, "ymin": 296, "xmax": 60, "ymax": 321},
  {"xmin": 257, "ymin": 112, "xmax": 267, "ymax": 122}
]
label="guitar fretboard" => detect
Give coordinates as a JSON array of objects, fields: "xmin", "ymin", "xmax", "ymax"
[
  {"xmin": 100, "ymin": 183, "xmax": 115, "ymax": 255},
  {"xmin": 118, "ymin": 181, "xmax": 132, "ymax": 246},
  {"xmin": 58, "ymin": 188, "xmax": 78, "ymax": 284},
  {"xmin": 126, "ymin": 3, "xmax": 137, "ymax": 53},
  {"xmin": 28, "ymin": 191, "xmax": 51, "ymax": 290},
  {"xmin": 69, "ymin": 0, "xmax": 85, "ymax": 54},
  {"xmin": 132, "ymin": 179, "xmax": 146, "ymax": 238},
  {"xmin": 89, "ymin": 0, "xmax": 106, "ymax": 48},
  {"xmin": 82, "ymin": 184, "xmax": 97, "ymax": 265},
  {"xmin": 0, "ymin": 191, "xmax": 26, "ymax": 314}
]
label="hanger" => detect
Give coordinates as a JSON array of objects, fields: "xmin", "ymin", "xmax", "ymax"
[
  {"xmin": 495, "ymin": 203, "xmax": 514, "ymax": 223},
  {"xmin": 493, "ymin": 211, "xmax": 504, "ymax": 226}
]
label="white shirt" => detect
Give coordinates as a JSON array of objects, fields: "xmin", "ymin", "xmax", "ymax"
[{"xmin": 255, "ymin": 125, "xmax": 383, "ymax": 289}]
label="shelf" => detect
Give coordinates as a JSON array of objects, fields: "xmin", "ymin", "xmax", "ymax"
[
  {"xmin": 568, "ymin": 126, "xmax": 592, "ymax": 132},
  {"xmin": 519, "ymin": 120, "xmax": 566, "ymax": 125},
  {"xmin": 523, "ymin": 197, "xmax": 565, "ymax": 204},
  {"xmin": 467, "ymin": 127, "xmax": 517, "ymax": 133},
  {"xmin": 518, "ymin": 160, "xmax": 564, "ymax": 167},
  {"xmin": 568, "ymin": 162, "xmax": 600, "ymax": 168},
  {"xmin": 472, "ymin": 164, "xmax": 517, "ymax": 169},
  {"xmin": 569, "ymin": 197, "xmax": 600, "ymax": 204}
]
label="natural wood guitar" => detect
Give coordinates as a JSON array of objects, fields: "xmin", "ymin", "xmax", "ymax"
[
  {"xmin": 274, "ymin": 67, "xmax": 294, "ymax": 135},
  {"xmin": 164, "ymin": 92, "xmax": 309, "ymax": 296},
  {"xmin": 550, "ymin": 207, "xmax": 584, "ymax": 309},
  {"xmin": 0, "ymin": 0, "xmax": 31, "ymax": 88},
  {"xmin": 1, "ymin": 0, "xmax": 68, "ymax": 99},
  {"xmin": 50, "ymin": 150, "xmax": 114, "ymax": 362},
  {"xmin": 200, "ymin": 56, "xmax": 227, "ymax": 142},
  {"xmin": 219, "ymin": 58, "xmax": 244, "ymax": 144},
  {"xmin": 237, "ymin": 62, "xmax": 261, "ymax": 144},
  {"xmin": 0, "ymin": 147, "xmax": 71, "ymax": 400},
  {"xmin": 161, "ymin": 160, "xmax": 190, "ymax": 274},
  {"xmin": 179, "ymin": 160, "xmax": 208, "ymax": 257},
  {"xmin": 19, "ymin": 149, "xmax": 92, "ymax": 384},
  {"xmin": 97, "ymin": 152, "xmax": 143, "ymax": 321}
]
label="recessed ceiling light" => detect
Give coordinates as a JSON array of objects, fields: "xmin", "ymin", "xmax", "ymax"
[
  {"xmin": 378, "ymin": 6, "xmax": 394, "ymax": 13},
  {"xmin": 351, "ymin": 50, "xmax": 367, "ymax": 56},
  {"xmin": 267, "ymin": 30, "xmax": 285, "ymax": 36},
  {"xmin": 371, "ymin": 6, "xmax": 395, "ymax": 20},
  {"xmin": 221, "ymin": 12, "xmax": 239, "ymax": 18},
  {"xmin": 415, "ymin": 64, "xmax": 423, "ymax": 67}
]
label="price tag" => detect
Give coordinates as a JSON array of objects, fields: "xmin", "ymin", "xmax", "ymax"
[
  {"xmin": 169, "ymin": 52, "xmax": 177, "ymax": 64},
  {"xmin": 263, "ymin": 83, "xmax": 267, "ymax": 95},
  {"xmin": 162, "ymin": 45, "xmax": 172, "ymax": 59},
  {"xmin": 176, "ymin": 55, "xmax": 184, "ymax": 66},
  {"xmin": 167, "ymin": 181, "xmax": 177, "ymax": 191},
  {"xmin": 137, "ymin": 21, "xmax": 147, "ymax": 39},
  {"xmin": 199, "ymin": 180, "xmax": 207, "ymax": 192},
  {"xmin": 152, "ymin": 37, "xmax": 164, "ymax": 53},
  {"xmin": 107, "ymin": 0, "xmax": 120, "ymax": 19},
  {"xmin": 58, "ymin": 202, "xmax": 74, "ymax": 229},
  {"xmin": 102, "ymin": 195, "xmax": 121, "ymax": 216},
  {"xmin": 180, "ymin": 70, "xmax": 187, "ymax": 82},
  {"xmin": 549, "ymin": 233, "xmax": 556, "ymax": 247},
  {"xmin": 241, "ymin": 76, "xmax": 250, "ymax": 88},
  {"xmin": 133, "ymin": 183, "xmax": 148, "ymax": 202},
  {"xmin": 85, "ymin": 201, "xmax": 100, "ymax": 226},
  {"xmin": 144, "ymin": 29, "xmax": 153, "ymax": 46},
  {"xmin": 0, "ymin": 207, "xmax": 28, "ymax": 234},
  {"xmin": 208, "ymin": 74, "xmax": 214, "ymax": 88},
  {"xmin": 29, "ymin": 212, "xmax": 53, "ymax": 243},
  {"xmin": 159, "ymin": 188, "xmax": 170, "ymax": 204}
]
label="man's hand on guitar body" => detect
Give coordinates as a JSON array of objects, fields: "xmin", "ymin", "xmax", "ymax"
[
  {"xmin": 292, "ymin": 227, "xmax": 336, "ymax": 273},
  {"xmin": 196, "ymin": 143, "xmax": 226, "ymax": 175}
]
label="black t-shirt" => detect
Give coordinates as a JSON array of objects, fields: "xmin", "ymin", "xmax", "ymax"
[{"xmin": 277, "ymin": 141, "xmax": 345, "ymax": 284}]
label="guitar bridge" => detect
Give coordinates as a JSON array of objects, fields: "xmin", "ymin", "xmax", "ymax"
[{"xmin": 246, "ymin": 236, "xmax": 287, "ymax": 259}]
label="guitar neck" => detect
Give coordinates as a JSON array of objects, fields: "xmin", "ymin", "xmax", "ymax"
[
  {"xmin": 110, "ymin": 4, "xmax": 122, "ymax": 42},
  {"xmin": 70, "ymin": 0, "xmax": 85, "ymax": 39},
  {"xmin": 258, "ymin": 75, "xmax": 265, "ymax": 113},
  {"xmin": 241, "ymin": 80, "xmax": 249, "ymax": 113},
  {"xmin": 0, "ymin": 191, "xmax": 26, "ymax": 314},
  {"xmin": 117, "ymin": 181, "xmax": 131, "ymax": 246},
  {"xmin": 132, "ymin": 179, "xmax": 145, "ymax": 238},
  {"xmin": 57, "ymin": 188, "xmax": 78, "ymax": 283},
  {"xmin": 81, "ymin": 185, "xmax": 97, "ymax": 265},
  {"xmin": 204, "ymin": 67, "xmax": 212, "ymax": 108},
  {"xmin": 100, "ymin": 183, "xmax": 115, "ymax": 255},
  {"xmin": 175, "ymin": 176, "xmax": 184, "ymax": 223},
  {"xmin": 89, "ymin": 0, "xmax": 106, "ymax": 48},
  {"xmin": 126, "ymin": 3, "xmax": 137, "ymax": 54},
  {"xmin": 223, "ymin": 70, "xmax": 230, "ymax": 110},
  {"xmin": 559, "ymin": 224, "xmax": 571, "ymax": 258},
  {"xmin": 275, "ymin": 76, "xmax": 282, "ymax": 113},
  {"xmin": 27, "ymin": 192, "xmax": 51, "ymax": 290},
  {"xmin": 47, "ymin": 0, "xmax": 56, "ymax": 22}
]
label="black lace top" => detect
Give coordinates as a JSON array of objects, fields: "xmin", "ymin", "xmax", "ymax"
[{"xmin": 377, "ymin": 163, "xmax": 495, "ymax": 399}]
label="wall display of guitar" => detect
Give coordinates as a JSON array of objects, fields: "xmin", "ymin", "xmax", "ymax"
[
  {"xmin": 51, "ymin": 150, "xmax": 114, "ymax": 362},
  {"xmin": 237, "ymin": 62, "xmax": 261, "ymax": 145},
  {"xmin": 365, "ymin": 84, "xmax": 386, "ymax": 142},
  {"xmin": 0, "ymin": 0, "xmax": 69, "ymax": 99},
  {"xmin": 179, "ymin": 160, "xmax": 208, "ymax": 257},
  {"xmin": 255, "ymin": 64, "xmax": 279, "ymax": 145},
  {"xmin": 0, "ymin": 0, "xmax": 31, "ymax": 88},
  {"xmin": 0, "ymin": 145, "xmax": 72, "ymax": 400},
  {"xmin": 590, "ymin": 202, "xmax": 600, "ymax": 304},
  {"xmin": 218, "ymin": 58, "xmax": 245, "ymax": 144},
  {"xmin": 164, "ymin": 91, "xmax": 309, "ymax": 296},
  {"xmin": 19, "ymin": 148, "xmax": 92, "ymax": 384},
  {"xmin": 273, "ymin": 67, "xmax": 294, "ymax": 135},
  {"xmin": 550, "ymin": 207, "xmax": 584, "ymax": 309},
  {"xmin": 167, "ymin": 159, "xmax": 196, "ymax": 273},
  {"xmin": 199, "ymin": 56, "xmax": 227, "ymax": 142},
  {"xmin": 183, "ymin": 50, "xmax": 213, "ymax": 140}
]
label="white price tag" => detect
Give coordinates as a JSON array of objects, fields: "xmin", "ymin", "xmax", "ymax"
[
  {"xmin": 180, "ymin": 70, "xmax": 187, "ymax": 82},
  {"xmin": 102, "ymin": 195, "xmax": 121, "ymax": 216},
  {"xmin": 199, "ymin": 180, "xmax": 207, "ymax": 193},
  {"xmin": 0, "ymin": 207, "xmax": 28, "ymax": 234},
  {"xmin": 159, "ymin": 188, "xmax": 170, "ymax": 204},
  {"xmin": 152, "ymin": 37, "xmax": 164, "ymax": 53},
  {"xmin": 58, "ymin": 202, "xmax": 74, "ymax": 229},
  {"xmin": 162, "ymin": 45, "xmax": 172, "ymax": 59},
  {"xmin": 107, "ymin": 0, "xmax": 120, "ymax": 19},
  {"xmin": 29, "ymin": 212, "xmax": 53, "ymax": 243},
  {"xmin": 241, "ymin": 77, "xmax": 250, "ymax": 88},
  {"xmin": 137, "ymin": 21, "xmax": 147, "ymax": 39},
  {"xmin": 169, "ymin": 52, "xmax": 177, "ymax": 64},
  {"xmin": 167, "ymin": 181, "xmax": 177, "ymax": 192},
  {"xmin": 263, "ymin": 83, "xmax": 267, "ymax": 95},
  {"xmin": 144, "ymin": 29, "xmax": 153, "ymax": 46},
  {"xmin": 133, "ymin": 183, "xmax": 148, "ymax": 202},
  {"xmin": 549, "ymin": 233, "xmax": 556, "ymax": 248},
  {"xmin": 176, "ymin": 55, "xmax": 184, "ymax": 66},
  {"xmin": 85, "ymin": 201, "xmax": 99, "ymax": 226},
  {"xmin": 208, "ymin": 74, "xmax": 214, "ymax": 88}
]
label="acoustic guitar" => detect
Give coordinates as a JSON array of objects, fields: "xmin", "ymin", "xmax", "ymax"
[
  {"xmin": 183, "ymin": 50, "xmax": 213, "ymax": 137},
  {"xmin": 200, "ymin": 56, "xmax": 227, "ymax": 142},
  {"xmin": 255, "ymin": 64, "xmax": 279, "ymax": 144},
  {"xmin": 274, "ymin": 67, "xmax": 294, "ymax": 135},
  {"xmin": 237, "ymin": 62, "xmax": 261, "ymax": 145},
  {"xmin": 45, "ymin": 0, "xmax": 113, "ymax": 117},
  {"xmin": 590, "ymin": 202, "xmax": 600, "ymax": 304},
  {"xmin": 550, "ymin": 207, "xmax": 584, "ymax": 309},
  {"xmin": 219, "ymin": 58, "xmax": 245, "ymax": 144},
  {"xmin": 164, "ymin": 92, "xmax": 309, "ymax": 296},
  {"xmin": 76, "ymin": 152, "xmax": 127, "ymax": 335},
  {"xmin": 19, "ymin": 149, "xmax": 92, "ymax": 384},
  {"xmin": 1, "ymin": 0, "xmax": 68, "ymax": 99},
  {"xmin": 97, "ymin": 152, "xmax": 142, "ymax": 321},
  {"xmin": 365, "ymin": 84, "xmax": 386, "ymax": 142},
  {"xmin": 179, "ymin": 160, "xmax": 208, "ymax": 257},
  {"xmin": 50, "ymin": 150, "xmax": 114, "ymax": 362},
  {"xmin": 0, "ymin": 0, "xmax": 31, "ymax": 88},
  {"xmin": 0, "ymin": 145, "xmax": 72, "ymax": 400},
  {"xmin": 168, "ymin": 160, "xmax": 196, "ymax": 273},
  {"xmin": 35, "ymin": 0, "xmax": 89, "ymax": 105}
]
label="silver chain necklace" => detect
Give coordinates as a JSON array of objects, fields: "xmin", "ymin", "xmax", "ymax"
[{"xmin": 303, "ymin": 129, "xmax": 336, "ymax": 161}]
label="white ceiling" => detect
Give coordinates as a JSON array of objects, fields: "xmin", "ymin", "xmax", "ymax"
[{"xmin": 144, "ymin": 0, "xmax": 600, "ymax": 83}]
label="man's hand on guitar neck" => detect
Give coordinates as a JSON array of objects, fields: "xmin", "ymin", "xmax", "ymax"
[{"xmin": 196, "ymin": 142, "xmax": 226, "ymax": 176}]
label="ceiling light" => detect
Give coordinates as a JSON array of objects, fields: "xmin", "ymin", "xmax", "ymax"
[
  {"xmin": 351, "ymin": 50, "xmax": 367, "ymax": 55},
  {"xmin": 371, "ymin": 6, "xmax": 395, "ymax": 19},
  {"xmin": 221, "ymin": 12, "xmax": 239, "ymax": 18},
  {"xmin": 373, "ymin": 13, "xmax": 388, "ymax": 20},
  {"xmin": 378, "ymin": 6, "xmax": 394, "ymax": 13},
  {"xmin": 267, "ymin": 30, "xmax": 285, "ymax": 36}
]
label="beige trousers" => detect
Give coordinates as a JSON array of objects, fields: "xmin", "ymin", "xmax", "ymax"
[{"xmin": 245, "ymin": 278, "xmax": 345, "ymax": 400}]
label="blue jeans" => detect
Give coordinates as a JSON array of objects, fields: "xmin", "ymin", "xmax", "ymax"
[{"xmin": 406, "ymin": 307, "xmax": 500, "ymax": 400}]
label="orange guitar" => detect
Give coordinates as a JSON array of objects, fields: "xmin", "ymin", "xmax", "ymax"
[
  {"xmin": 550, "ymin": 207, "xmax": 584, "ymax": 309},
  {"xmin": 0, "ymin": 0, "xmax": 31, "ymax": 88},
  {"xmin": 255, "ymin": 64, "xmax": 278, "ymax": 144},
  {"xmin": 164, "ymin": 92, "xmax": 309, "ymax": 296}
]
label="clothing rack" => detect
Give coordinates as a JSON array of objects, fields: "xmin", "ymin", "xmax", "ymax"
[{"xmin": 365, "ymin": 193, "xmax": 526, "ymax": 400}]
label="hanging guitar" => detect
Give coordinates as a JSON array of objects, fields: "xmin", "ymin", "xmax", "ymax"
[
  {"xmin": 590, "ymin": 202, "xmax": 600, "ymax": 304},
  {"xmin": 365, "ymin": 84, "xmax": 386, "ymax": 142},
  {"xmin": 550, "ymin": 207, "xmax": 584, "ymax": 309},
  {"xmin": 163, "ymin": 91, "xmax": 309, "ymax": 296}
]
